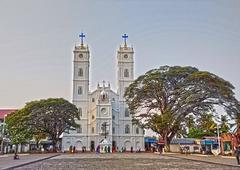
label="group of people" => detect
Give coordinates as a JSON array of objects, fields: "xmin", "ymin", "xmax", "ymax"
[
  {"xmin": 95, "ymin": 146, "xmax": 141, "ymax": 153},
  {"xmin": 68, "ymin": 145, "xmax": 87, "ymax": 153},
  {"xmin": 68, "ymin": 145, "xmax": 76, "ymax": 153}
]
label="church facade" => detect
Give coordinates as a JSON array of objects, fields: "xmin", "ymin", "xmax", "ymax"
[{"xmin": 61, "ymin": 34, "xmax": 144, "ymax": 152}]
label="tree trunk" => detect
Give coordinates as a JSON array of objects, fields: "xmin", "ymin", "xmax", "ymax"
[
  {"xmin": 15, "ymin": 144, "xmax": 18, "ymax": 154},
  {"xmin": 164, "ymin": 134, "xmax": 170, "ymax": 152},
  {"xmin": 36, "ymin": 140, "xmax": 39, "ymax": 151},
  {"xmin": 52, "ymin": 139, "xmax": 58, "ymax": 152},
  {"xmin": 0, "ymin": 139, "xmax": 4, "ymax": 154}
]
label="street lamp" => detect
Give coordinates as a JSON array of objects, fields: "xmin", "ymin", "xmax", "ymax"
[{"xmin": 217, "ymin": 124, "xmax": 221, "ymax": 154}]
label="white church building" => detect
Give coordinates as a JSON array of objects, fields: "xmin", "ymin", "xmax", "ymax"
[{"xmin": 61, "ymin": 33, "xmax": 144, "ymax": 152}]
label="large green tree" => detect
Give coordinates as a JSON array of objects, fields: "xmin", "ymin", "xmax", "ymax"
[
  {"xmin": 125, "ymin": 66, "xmax": 240, "ymax": 150},
  {"xmin": 6, "ymin": 98, "xmax": 80, "ymax": 152}
]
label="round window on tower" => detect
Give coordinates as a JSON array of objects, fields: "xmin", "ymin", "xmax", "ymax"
[
  {"xmin": 124, "ymin": 54, "xmax": 128, "ymax": 59},
  {"xmin": 79, "ymin": 54, "xmax": 83, "ymax": 58},
  {"xmin": 101, "ymin": 108, "xmax": 107, "ymax": 114}
]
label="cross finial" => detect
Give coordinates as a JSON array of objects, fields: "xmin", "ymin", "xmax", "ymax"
[
  {"xmin": 103, "ymin": 80, "xmax": 106, "ymax": 88},
  {"xmin": 102, "ymin": 122, "xmax": 109, "ymax": 139},
  {"xmin": 79, "ymin": 32, "xmax": 86, "ymax": 46},
  {"xmin": 122, "ymin": 33, "xmax": 128, "ymax": 47}
]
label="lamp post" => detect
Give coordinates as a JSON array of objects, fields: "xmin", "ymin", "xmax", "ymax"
[{"xmin": 217, "ymin": 124, "xmax": 221, "ymax": 154}]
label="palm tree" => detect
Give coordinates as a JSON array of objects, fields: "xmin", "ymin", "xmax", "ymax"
[
  {"xmin": 197, "ymin": 113, "xmax": 216, "ymax": 136},
  {"xmin": 219, "ymin": 115, "xmax": 230, "ymax": 133}
]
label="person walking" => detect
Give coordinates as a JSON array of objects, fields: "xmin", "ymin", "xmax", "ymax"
[
  {"xmin": 235, "ymin": 145, "xmax": 240, "ymax": 165},
  {"xmin": 131, "ymin": 146, "xmax": 133, "ymax": 153},
  {"xmin": 96, "ymin": 145, "xmax": 100, "ymax": 154}
]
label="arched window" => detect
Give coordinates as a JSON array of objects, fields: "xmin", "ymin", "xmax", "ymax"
[
  {"xmin": 124, "ymin": 69, "xmax": 129, "ymax": 78},
  {"xmin": 112, "ymin": 127, "xmax": 115, "ymax": 134},
  {"xmin": 125, "ymin": 108, "xmax": 129, "ymax": 117},
  {"xmin": 78, "ymin": 68, "xmax": 83, "ymax": 77},
  {"xmin": 78, "ymin": 86, "xmax": 83, "ymax": 95},
  {"xmin": 136, "ymin": 127, "xmax": 139, "ymax": 134},
  {"xmin": 77, "ymin": 124, "xmax": 82, "ymax": 133},
  {"xmin": 125, "ymin": 124, "xmax": 130, "ymax": 134},
  {"xmin": 78, "ymin": 108, "xmax": 82, "ymax": 117}
]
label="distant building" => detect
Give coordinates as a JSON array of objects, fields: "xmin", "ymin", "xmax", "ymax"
[
  {"xmin": 0, "ymin": 109, "xmax": 16, "ymax": 153},
  {"xmin": 0, "ymin": 109, "xmax": 16, "ymax": 123},
  {"xmin": 61, "ymin": 34, "xmax": 144, "ymax": 152},
  {"xmin": 170, "ymin": 138, "xmax": 201, "ymax": 153}
]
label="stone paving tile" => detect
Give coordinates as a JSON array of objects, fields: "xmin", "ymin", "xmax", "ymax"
[
  {"xmin": 165, "ymin": 153, "xmax": 239, "ymax": 167},
  {"xmin": 12, "ymin": 153, "xmax": 240, "ymax": 170}
]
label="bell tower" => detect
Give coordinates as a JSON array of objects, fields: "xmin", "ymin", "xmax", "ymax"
[
  {"xmin": 72, "ymin": 32, "xmax": 90, "ymax": 119},
  {"xmin": 117, "ymin": 34, "xmax": 134, "ymax": 101},
  {"xmin": 117, "ymin": 34, "xmax": 134, "ymax": 124}
]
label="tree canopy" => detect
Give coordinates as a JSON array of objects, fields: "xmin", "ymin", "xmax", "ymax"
[
  {"xmin": 6, "ymin": 98, "xmax": 80, "ymax": 152},
  {"xmin": 125, "ymin": 66, "xmax": 240, "ymax": 149}
]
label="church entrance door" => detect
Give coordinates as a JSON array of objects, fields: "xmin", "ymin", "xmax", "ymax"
[
  {"xmin": 90, "ymin": 141, "xmax": 95, "ymax": 152},
  {"xmin": 112, "ymin": 141, "xmax": 116, "ymax": 152}
]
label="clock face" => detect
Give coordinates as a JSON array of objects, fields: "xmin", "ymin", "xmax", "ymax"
[
  {"xmin": 101, "ymin": 108, "xmax": 107, "ymax": 114},
  {"xmin": 124, "ymin": 54, "xmax": 128, "ymax": 59}
]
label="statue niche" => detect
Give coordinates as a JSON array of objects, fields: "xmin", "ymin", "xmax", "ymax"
[{"xmin": 100, "ymin": 90, "xmax": 108, "ymax": 102}]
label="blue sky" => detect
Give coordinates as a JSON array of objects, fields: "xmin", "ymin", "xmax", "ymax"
[{"xmin": 0, "ymin": 0, "xmax": 240, "ymax": 108}]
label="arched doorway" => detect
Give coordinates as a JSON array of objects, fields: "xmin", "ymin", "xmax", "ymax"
[
  {"xmin": 76, "ymin": 141, "xmax": 83, "ymax": 151},
  {"xmin": 66, "ymin": 141, "xmax": 71, "ymax": 151},
  {"xmin": 136, "ymin": 141, "xmax": 141, "ymax": 150},
  {"xmin": 112, "ymin": 141, "xmax": 116, "ymax": 152},
  {"xmin": 124, "ymin": 141, "xmax": 131, "ymax": 151},
  {"xmin": 90, "ymin": 141, "xmax": 95, "ymax": 152}
]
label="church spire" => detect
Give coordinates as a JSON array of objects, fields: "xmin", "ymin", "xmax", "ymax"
[{"xmin": 122, "ymin": 33, "xmax": 128, "ymax": 47}]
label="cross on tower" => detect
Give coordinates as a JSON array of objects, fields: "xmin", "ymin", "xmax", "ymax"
[
  {"xmin": 122, "ymin": 33, "xmax": 128, "ymax": 47},
  {"xmin": 102, "ymin": 122, "xmax": 109, "ymax": 139},
  {"xmin": 102, "ymin": 80, "xmax": 106, "ymax": 87},
  {"xmin": 79, "ymin": 32, "xmax": 86, "ymax": 46}
]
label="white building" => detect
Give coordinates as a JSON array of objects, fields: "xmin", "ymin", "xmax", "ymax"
[{"xmin": 62, "ymin": 34, "xmax": 144, "ymax": 152}]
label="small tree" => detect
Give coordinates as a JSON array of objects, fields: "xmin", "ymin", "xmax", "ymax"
[
  {"xmin": 219, "ymin": 115, "xmax": 230, "ymax": 133},
  {"xmin": 6, "ymin": 98, "xmax": 80, "ymax": 152},
  {"xmin": 197, "ymin": 112, "xmax": 216, "ymax": 136},
  {"xmin": 6, "ymin": 110, "xmax": 33, "ymax": 153}
]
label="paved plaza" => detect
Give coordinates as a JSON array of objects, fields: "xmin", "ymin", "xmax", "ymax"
[
  {"xmin": 0, "ymin": 153, "xmax": 59, "ymax": 170},
  {"xmin": 0, "ymin": 153, "xmax": 239, "ymax": 170}
]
